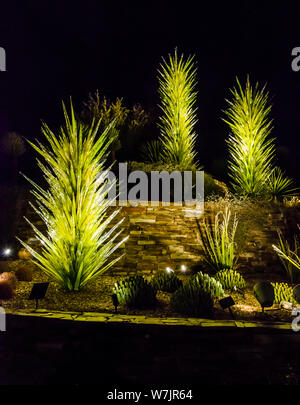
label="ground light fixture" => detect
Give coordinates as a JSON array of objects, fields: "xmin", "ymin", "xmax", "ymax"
[
  {"xmin": 180, "ymin": 264, "xmax": 187, "ymax": 272},
  {"xmin": 111, "ymin": 293, "xmax": 119, "ymax": 313},
  {"xmin": 166, "ymin": 267, "xmax": 174, "ymax": 273},
  {"xmin": 219, "ymin": 296, "xmax": 235, "ymax": 319},
  {"xmin": 2, "ymin": 247, "xmax": 12, "ymax": 257},
  {"xmin": 280, "ymin": 301, "xmax": 293, "ymax": 310},
  {"xmin": 29, "ymin": 282, "xmax": 50, "ymax": 310}
]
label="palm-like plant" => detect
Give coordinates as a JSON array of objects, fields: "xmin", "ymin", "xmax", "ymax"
[
  {"xmin": 158, "ymin": 49, "xmax": 198, "ymax": 169},
  {"xmin": 18, "ymin": 102, "xmax": 127, "ymax": 291},
  {"xmin": 223, "ymin": 77, "xmax": 275, "ymax": 196},
  {"xmin": 196, "ymin": 208, "xmax": 238, "ymax": 272}
]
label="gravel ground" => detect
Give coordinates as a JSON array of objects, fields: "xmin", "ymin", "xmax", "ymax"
[{"xmin": 1, "ymin": 260, "xmax": 296, "ymax": 322}]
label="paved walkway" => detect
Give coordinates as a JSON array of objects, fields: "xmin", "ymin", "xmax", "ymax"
[{"xmin": 5, "ymin": 308, "xmax": 292, "ymax": 330}]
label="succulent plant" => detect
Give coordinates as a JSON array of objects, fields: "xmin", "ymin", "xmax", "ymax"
[
  {"xmin": 253, "ymin": 281, "xmax": 275, "ymax": 310},
  {"xmin": 150, "ymin": 272, "xmax": 182, "ymax": 293},
  {"xmin": 271, "ymin": 282, "xmax": 294, "ymax": 304},
  {"xmin": 215, "ymin": 269, "xmax": 246, "ymax": 292},
  {"xmin": 15, "ymin": 266, "xmax": 33, "ymax": 282},
  {"xmin": 190, "ymin": 271, "xmax": 224, "ymax": 299},
  {"xmin": 293, "ymin": 284, "xmax": 300, "ymax": 304},
  {"xmin": 171, "ymin": 283, "xmax": 214, "ymax": 317},
  {"xmin": 113, "ymin": 275, "xmax": 157, "ymax": 308}
]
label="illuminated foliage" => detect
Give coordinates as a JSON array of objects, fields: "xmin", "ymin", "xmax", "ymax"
[
  {"xmin": 81, "ymin": 90, "xmax": 149, "ymax": 158},
  {"xmin": 196, "ymin": 208, "xmax": 238, "ymax": 272},
  {"xmin": 223, "ymin": 77, "xmax": 276, "ymax": 196},
  {"xmin": 19, "ymin": 102, "xmax": 127, "ymax": 291},
  {"xmin": 273, "ymin": 226, "xmax": 300, "ymax": 273},
  {"xmin": 158, "ymin": 49, "xmax": 198, "ymax": 169},
  {"xmin": 266, "ymin": 167, "xmax": 298, "ymax": 201}
]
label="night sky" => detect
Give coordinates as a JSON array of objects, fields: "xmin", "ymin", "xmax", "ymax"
[{"xmin": 0, "ymin": 1, "xmax": 300, "ymax": 183}]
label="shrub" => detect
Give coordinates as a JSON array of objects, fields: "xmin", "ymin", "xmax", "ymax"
[
  {"xmin": 127, "ymin": 161, "xmax": 227, "ymax": 199},
  {"xmin": 293, "ymin": 285, "xmax": 300, "ymax": 304},
  {"xmin": 139, "ymin": 140, "xmax": 163, "ymax": 163},
  {"xmin": 171, "ymin": 283, "xmax": 214, "ymax": 317},
  {"xmin": 150, "ymin": 272, "xmax": 182, "ymax": 293},
  {"xmin": 271, "ymin": 282, "xmax": 294, "ymax": 304},
  {"xmin": 18, "ymin": 102, "xmax": 127, "ymax": 291},
  {"xmin": 113, "ymin": 275, "xmax": 157, "ymax": 308},
  {"xmin": 15, "ymin": 266, "xmax": 33, "ymax": 282},
  {"xmin": 0, "ymin": 280, "xmax": 15, "ymax": 300},
  {"xmin": 190, "ymin": 271, "xmax": 224, "ymax": 298},
  {"xmin": 215, "ymin": 269, "xmax": 246, "ymax": 292},
  {"xmin": 0, "ymin": 272, "xmax": 17, "ymax": 290},
  {"xmin": 81, "ymin": 91, "xmax": 150, "ymax": 161},
  {"xmin": 253, "ymin": 281, "xmax": 275, "ymax": 310},
  {"xmin": 196, "ymin": 208, "xmax": 238, "ymax": 272},
  {"xmin": 273, "ymin": 230, "xmax": 300, "ymax": 282},
  {"xmin": 158, "ymin": 49, "xmax": 198, "ymax": 169}
]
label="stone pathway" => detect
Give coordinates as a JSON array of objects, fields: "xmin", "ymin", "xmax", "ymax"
[{"xmin": 5, "ymin": 308, "xmax": 292, "ymax": 330}]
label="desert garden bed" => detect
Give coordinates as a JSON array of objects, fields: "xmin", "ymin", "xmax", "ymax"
[{"xmin": 1, "ymin": 259, "xmax": 296, "ymax": 324}]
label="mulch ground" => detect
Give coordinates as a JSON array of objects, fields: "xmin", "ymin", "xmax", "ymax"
[{"xmin": 1, "ymin": 260, "xmax": 296, "ymax": 323}]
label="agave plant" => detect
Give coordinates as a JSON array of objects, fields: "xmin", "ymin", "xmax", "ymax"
[
  {"xmin": 18, "ymin": 101, "xmax": 127, "ymax": 291},
  {"xmin": 196, "ymin": 208, "xmax": 238, "ymax": 272},
  {"xmin": 267, "ymin": 167, "xmax": 298, "ymax": 201},
  {"xmin": 223, "ymin": 77, "xmax": 276, "ymax": 196},
  {"xmin": 158, "ymin": 49, "xmax": 198, "ymax": 169}
]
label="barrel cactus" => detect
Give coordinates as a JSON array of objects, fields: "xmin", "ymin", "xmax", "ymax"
[
  {"xmin": 293, "ymin": 284, "xmax": 300, "ymax": 304},
  {"xmin": 0, "ymin": 272, "xmax": 17, "ymax": 290},
  {"xmin": 190, "ymin": 271, "xmax": 224, "ymax": 299},
  {"xmin": 150, "ymin": 272, "xmax": 182, "ymax": 293},
  {"xmin": 215, "ymin": 269, "xmax": 246, "ymax": 292},
  {"xmin": 271, "ymin": 282, "xmax": 294, "ymax": 304},
  {"xmin": 171, "ymin": 283, "xmax": 214, "ymax": 317},
  {"xmin": 113, "ymin": 275, "xmax": 157, "ymax": 308},
  {"xmin": 253, "ymin": 281, "xmax": 275, "ymax": 311}
]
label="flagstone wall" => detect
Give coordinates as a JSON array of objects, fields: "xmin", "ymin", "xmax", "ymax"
[{"xmin": 17, "ymin": 200, "xmax": 300, "ymax": 276}]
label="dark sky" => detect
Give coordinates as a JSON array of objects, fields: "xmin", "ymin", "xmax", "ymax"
[{"xmin": 0, "ymin": 0, "xmax": 300, "ymax": 182}]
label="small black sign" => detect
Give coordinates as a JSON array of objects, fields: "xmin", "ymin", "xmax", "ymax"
[
  {"xmin": 29, "ymin": 283, "xmax": 49, "ymax": 309},
  {"xmin": 219, "ymin": 296, "xmax": 235, "ymax": 310}
]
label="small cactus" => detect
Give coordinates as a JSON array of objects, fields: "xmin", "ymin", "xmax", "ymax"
[
  {"xmin": 215, "ymin": 269, "xmax": 246, "ymax": 292},
  {"xmin": 113, "ymin": 275, "xmax": 157, "ymax": 308},
  {"xmin": 0, "ymin": 272, "xmax": 17, "ymax": 290},
  {"xmin": 150, "ymin": 273, "xmax": 182, "ymax": 293},
  {"xmin": 171, "ymin": 283, "xmax": 214, "ymax": 317},
  {"xmin": 253, "ymin": 281, "xmax": 275, "ymax": 311},
  {"xmin": 293, "ymin": 285, "xmax": 300, "ymax": 304},
  {"xmin": 190, "ymin": 271, "xmax": 224, "ymax": 299},
  {"xmin": 271, "ymin": 282, "xmax": 294, "ymax": 304}
]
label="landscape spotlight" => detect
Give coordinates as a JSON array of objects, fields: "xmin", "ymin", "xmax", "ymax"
[
  {"xmin": 166, "ymin": 267, "xmax": 174, "ymax": 274},
  {"xmin": 111, "ymin": 294, "xmax": 119, "ymax": 313},
  {"xmin": 3, "ymin": 248, "xmax": 12, "ymax": 257},
  {"xmin": 180, "ymin": 264, "xmax": 187, "ymax": 272}
]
